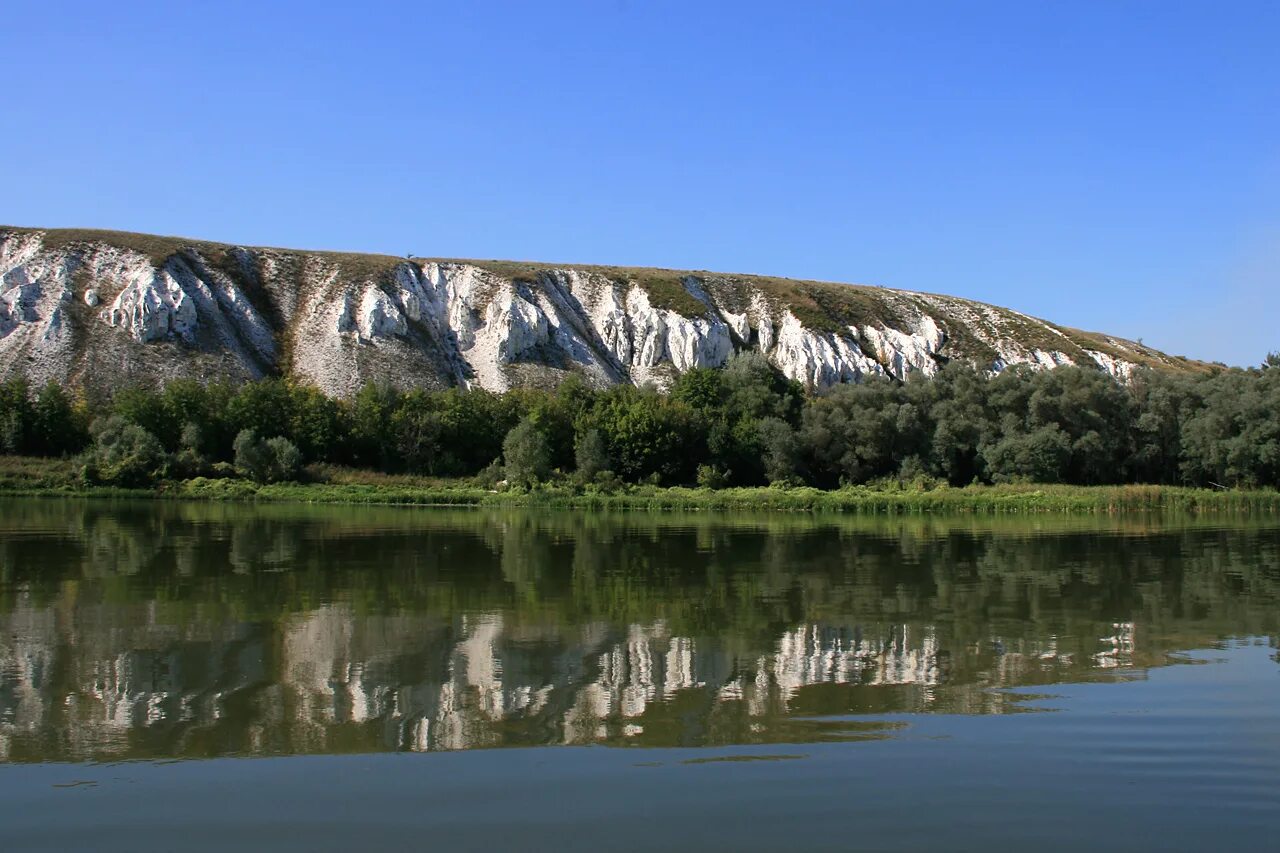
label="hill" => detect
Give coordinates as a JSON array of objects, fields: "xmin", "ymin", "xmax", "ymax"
[{"xmin": 0, "ymin": 226, "xmax": 1210, "ymax": 397}]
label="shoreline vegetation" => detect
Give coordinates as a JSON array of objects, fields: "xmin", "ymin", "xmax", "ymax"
[
  {"xmin": 3, "ymin": 353, "xmax": 1279, "ymax": 515},
  {"xmin": 2, "ymin": 456, "xmax": 1277, "ymax": 514}
]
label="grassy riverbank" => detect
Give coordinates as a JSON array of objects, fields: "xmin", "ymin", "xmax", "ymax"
[{"xmin": 2, "ymin": 455, "xmax": 1278, "ymax": 514}]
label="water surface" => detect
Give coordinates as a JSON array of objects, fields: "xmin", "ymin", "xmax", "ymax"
[{"xmin": 1, "ymin": 500, "xmax": 1277, "ymax": 850}]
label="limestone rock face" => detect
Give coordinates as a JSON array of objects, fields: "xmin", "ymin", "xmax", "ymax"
[
  {"xmin": 0, "ymin": 226, "xmax": 1202, "ymax": 395},
  {"xmin": 107, "ymin": 270, "xmax": 198, "ymax": 344}
]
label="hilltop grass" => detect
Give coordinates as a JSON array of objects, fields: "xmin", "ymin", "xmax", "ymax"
[
  {"xmin": 2, "ymin": 225, "xmax": 407, "ymax": 282},
  {"xmin": 460, "ymin": 259, "xmax": 908, "ymax": 330},
  {"xmin": 0, "ymin": 456, "xmax": 1275, "ymax": 515}
]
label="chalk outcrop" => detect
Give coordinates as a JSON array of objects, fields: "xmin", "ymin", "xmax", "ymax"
[{"xmin": 0, "ymin": 226, "xmax": 1202, "ymax": 396}]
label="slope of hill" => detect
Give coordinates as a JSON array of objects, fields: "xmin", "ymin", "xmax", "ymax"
[{"xmin": 0, "ymin": 226, "xmax": 1209, "ymax": 397}]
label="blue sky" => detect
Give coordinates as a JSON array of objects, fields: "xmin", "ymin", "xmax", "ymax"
[{"xmin": 5, "ymin": 1, "xmax": 1278, "ymax": 365}]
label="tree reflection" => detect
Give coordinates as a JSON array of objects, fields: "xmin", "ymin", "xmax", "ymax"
[{"xmin": 0, "ymin": 500, "xmax": 1277, "ymax": 761}]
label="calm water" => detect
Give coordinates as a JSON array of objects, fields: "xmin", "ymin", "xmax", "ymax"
[{"xmin": 1, "ymin": 500, "xmax": 1278, "ymax": 851}]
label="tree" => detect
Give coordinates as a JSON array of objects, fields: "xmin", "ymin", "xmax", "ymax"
[
  {"xmin": 160, "ymin": 379, "xmax": 234, "ymax": 455},
  {"xmin": 289, "ymin": 384, "xmax": 346, "ymax": 463},
  {"xmin": 227, "ymin": 379, "xmax": 294, "ymax": 442},
  {"xmin": 799, "ymin": 379, "xmax": 924, "ymax": 486},
  {"xmin": 722, "ymin": 351, "xmax": 801, "ymax": 422},
  {"xmin": 348, "ymin": 382, "xmax": 400, "ymax": 470},
  {"xmin": 503, "ymin": 417, "xmax": 552, "ymax": 487},
  {"xmin": 391, "ymin": 391, "xmax": 445, "ymax": 474},
  {"xmin": 233, "ymin": 429, "xmax": 272, "ymax": 482},
  {"xmin": 585, "ymin": 387, "xmax": 706, "ymax": 484},
  {"xmin": 984, "ymin": 424, "xmax": 1072, "ymax": 483},
  {"xmin": 574, "ymin": 428, "xmax": 610, "ymax": 481},
  {"xmin": 670, "ymin": 368, "xmax": 724, "ymax": 412},
  {"xmin": 30, "ymin": 382, "xmax": 87, "ymax": 456},
  {"xmin": 234, "ymin": 429, "xmax": 302, "ymax": 483},
  {"xmin": 110, "ymin": 386, "xmax": 169, "ymax": 445},
  {"xmin": 918, "ymin": 364, "xmax": 992, "ymax": 485},
  {"xmin": 0, "ymin": 377, "xmax": 32, "ymax": 455},
  {"xmin": 756, "ymin": 417, "xmax": 800, "ymax": 485},
  {"xmin": 980, "ymin": 366, "xmax": 1133, "ymax": 485},
  {"xmin": 432, "ymin": 388, "xmax": 522, "ymax": 475}
]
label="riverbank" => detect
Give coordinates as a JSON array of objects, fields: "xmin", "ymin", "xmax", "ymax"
[{"xmin": 2, "ymin": 456, "xmax": 1277, "ymax": 514}]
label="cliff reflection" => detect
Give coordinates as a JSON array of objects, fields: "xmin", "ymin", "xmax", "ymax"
[{"xmin": 1, "ymin": 501, "xmax": 1277, "ymax": 761}]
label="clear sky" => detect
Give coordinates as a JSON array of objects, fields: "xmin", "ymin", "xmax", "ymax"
[{"xmin": 5, "ymin": 1, "xmax": 1278, "ymax": 366}]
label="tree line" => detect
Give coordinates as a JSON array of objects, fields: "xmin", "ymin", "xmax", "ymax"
[{"xmin": 1, "ymin": 352, "xmax": 1278, "ymax": 489}]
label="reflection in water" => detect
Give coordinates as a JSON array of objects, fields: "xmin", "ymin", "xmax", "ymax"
[{"xmin": 1, "ymin": 500, "xmax": 1277, "ymax": 761}]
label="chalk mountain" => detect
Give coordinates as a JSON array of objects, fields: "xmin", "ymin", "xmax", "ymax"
[{"xmin": 0, "ymin": 226, "xmax": 1206, "ymax": 397}]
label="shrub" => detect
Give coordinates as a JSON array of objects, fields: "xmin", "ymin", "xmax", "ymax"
[
  {"xmin": 234, "ymin": 429, "xmax": 302, "ymax": 483},
  {"xmin": 588, "ymin": 469, "xmax": 625, "ymax": 494},
  {"xmin": 83, "ymin": 416, "xmax": 167, "ymax": 487},
  {"xmin": 172, "ymin": 422, "xmax": 210, "ymax": 478},
  {"xmin": 697, "ymin": 464, "xmax": 730, "ymax": 490},
  {"xmin": 234, "ymin": 429, "xmax": 271, "ymax": 482},
  {"xmin": 265, "ymin": 436, "xmax": 303, "ymax": 482},
  {"xmin": 475, "ymin": 458, "xmax": 507, "ymax": 490}
]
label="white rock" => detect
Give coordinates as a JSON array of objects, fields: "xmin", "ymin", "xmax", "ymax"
[
  {"xmin": 357, "ymin": 287, "xmax": 407, "ymax": 339},
  {"xmin": 107, "ymin": 269, "xmax": 198, "ymax": 344},
  {"xmin": 0, "ymin": 229, "xmax": 1158, "ymax": 395}
]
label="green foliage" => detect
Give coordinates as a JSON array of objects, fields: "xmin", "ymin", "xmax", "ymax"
[
  {"xmin": 801, "ymin": 379, "xmax": 927, "ymax": 486},
  {"xmin": 503, "ymin": 417, "xmax": 552, "ymax": 487},
  {"xmin": 288, "ymin": 384, "xmax": 345, "ymax": 462},
  {"xmin": 0, "ymin": 378, "xmax": 90, "ymax": 457},
  {"xmin": 697, "ymin": 464, "xmax": 730, "ymax": 490},
  {"xmin": 757, "ymin": 417, "xmax": 800, "ymax": 485},
  {"xmin": 3, "ymin": 352, "xmax": 1278, "ymax": 493},
  {"xmin": 83, "ymin": 416, "xmax": 167, "ymax": 486},
  {"xmin": 226, "ymin": 379, "xmax": 294, "ymax": 445},
  {"xmin": 233, "ymin": 429, "xmax": 271, "ymax": 482},
  {"xmin": 574, "ymin": 428, "xmax": 610, "ymax": 482},
  {"xmin": 984, "ymin": 424, "xmax": 1072, "ymax": 483},
  {"xmin": 670, "ymin": 368, "xmax": 723, "ymax": 412},
  {"xmin": 30, "ymin": 382, "xmax": 89, "ymax": 456},
  {"xmin": 171, "ymin": 422, "xmax": 210, "ymax": 479},
  {"xmin": 584, "ymin": 386, "xmax": 705, "ymax": 484},
  {"xmin": 265, "ymin": 436, "xmax": 303, "ymax": 483},
  {"xmin": 234, "ymin": 429, "xmax": 302, "ymax": 483},
  {"xmin": 0, "ymin": 378, "xmax": 30, "ymax": 454}
]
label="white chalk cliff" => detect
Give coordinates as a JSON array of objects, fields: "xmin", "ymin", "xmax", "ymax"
[{"xmin": 0, "ymin": 226, "xmax": 1200, "ymax": 395}]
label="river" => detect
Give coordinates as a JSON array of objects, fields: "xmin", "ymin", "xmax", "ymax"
[{"xmin": 1, "ymin": 500, "xmax": 1277, "ymax": 850}]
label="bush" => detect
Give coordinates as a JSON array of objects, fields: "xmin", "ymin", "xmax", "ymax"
[
  {"xmin": 697, "ymin": 464, "xmax": 730, "ymax": 490},
  {"xmin": 83, "ymin": 416, "xmax": 167, "ymax": 487},
  {"xmin": 588, "ymin": 469, "xmax": 625, "ymax": 494},
  {"xmin": 234, "ymin": 429, "xmax": 271, "ymax": 482},
  {"xmin": 265, "ymin": 436, "xmax": 303, "ymax": 482},
  {"xmin": 234, "ymin": 429, "xmax": 302, "ymax": 483},
  {"xmin": 475, "ymin": 458, "xmax": 507, "ymax": 490},
  {"xmin": 172, "ymin": 422, "xmax": 210, "ymax": 479}
]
